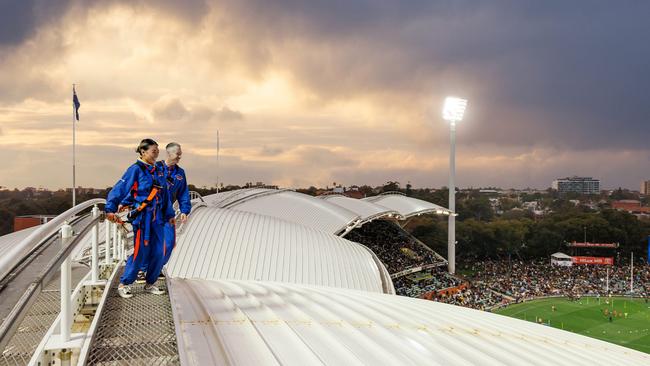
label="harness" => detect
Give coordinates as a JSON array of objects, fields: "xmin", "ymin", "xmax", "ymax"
[
  {"xmin": 116, "ymin": 161, "xmax": 161, "ymax": 224},
  {"xmin": 118, "ymin": 161, "xmax": 163, "ymax": 261}
]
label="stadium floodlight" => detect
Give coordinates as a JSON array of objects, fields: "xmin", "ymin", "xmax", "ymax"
[
  {"xmin": 443, "ymin": 95, "xmax": 468, "ymax": 275},
  {"xmin": 442, "ymin": 97, "xmax": 468, "ymax": 124}
]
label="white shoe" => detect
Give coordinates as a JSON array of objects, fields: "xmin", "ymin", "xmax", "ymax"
[
  {"xmin": 118, "ymin": 284, "xmax": 133, "ymax": 299},
  {"xmin": 144, "ymin": 284, "xmax": 165, "ymax": 295}
]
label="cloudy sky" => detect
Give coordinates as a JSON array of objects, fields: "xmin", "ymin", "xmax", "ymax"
[{"xmin": 1, "ymin": 0, "xmax": 649, "ymax": 190}]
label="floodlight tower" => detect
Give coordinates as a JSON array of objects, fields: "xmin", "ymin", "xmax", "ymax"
[{"xmin": 442, "ymin": 96, "xmax": 468, "ymax": 274}]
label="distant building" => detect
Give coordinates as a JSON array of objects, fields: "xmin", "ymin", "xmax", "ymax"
[
  {"xmin": 552, "ymin": 176, "xmax": 600, "ymax": 195},
  {"xmin": 641, "ymin": 180, "xmax": 650, "ymax": 195},
  {"xmin": 14, "ymin": 215, "xmax": 57, "ymax": 232},
  {"xmin": 611, "ymin": 200, "xmax": 650, "ymax": 217}
]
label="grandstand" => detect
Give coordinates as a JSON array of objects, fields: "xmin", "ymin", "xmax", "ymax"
[{"xmin": 0, "ymin": 189, "xmax": 648, "ymax": 365}]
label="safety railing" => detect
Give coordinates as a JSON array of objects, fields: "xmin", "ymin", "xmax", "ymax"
[
  {"xmin": 0, "ymin": 199, "xmax": 132, "ymax": 365},
  {"xmin": 30, "ymin": 203, "xmax": 130, "ymax": 365},
  {"xmin": 0, "ymin": 199, "xmax": 104, "ymax": 284},
  {"xmin": 189, "ymin": 190, "xmax": 204, "ymax": 202}
]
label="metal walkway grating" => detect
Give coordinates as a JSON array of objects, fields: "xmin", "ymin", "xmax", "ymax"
[
  {"xmin": 1, "ymin": 266, "xmax": 89, "ymax": 366},
  {"xmin": 85, "ymin": 268, "xmax": 179, "ymax": 366},
  {"xmin": 0, "ymin": 292, "xmax": 60, "ymax": 366}
]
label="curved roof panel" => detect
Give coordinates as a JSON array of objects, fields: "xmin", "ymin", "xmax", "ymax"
[
  {"xmin": 204, "ymin": 189, "xmax": 361, "ymax": 235},
  {"xmin": 201, "ymin": 188, "xmax": 276, "ymax": 208},
  {"xmin": 363, "ymin": 192, "xmax": 452, "ymax": 218},
  {"xmin": 167, "ymin": 206, "xmax": 392, "ymax": 294},
  {"xmin": 0, "ymin": 226, "xmax": 41, "ymax": 277},
  {"xmin": 319, "ymin": 194, "xmax": 401, "ymax": 223},
  {"xmin": 169, "ymin": 279, "xmax": 649, "ymax": 366}
]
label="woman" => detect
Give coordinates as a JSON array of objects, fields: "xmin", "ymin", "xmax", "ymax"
[{"xmin": 105, "ymin": 138, "xmax": 176, "ymax": 298}]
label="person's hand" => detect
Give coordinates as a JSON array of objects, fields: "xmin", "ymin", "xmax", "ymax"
[
  {"xmin": 179, "ymin": 213, "xmax": 187, "ymax": 223},
  {"xmin": 169, "ymin": 218, "xmax": 176, "ymax": 225},
  {"xmin": 106, "ymin": 213, "xmax": 116, "ymax": 222}
]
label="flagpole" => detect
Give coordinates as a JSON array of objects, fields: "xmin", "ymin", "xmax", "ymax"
[
  {"xmin": 630, "ymin": 251, "xmax": 634, "ymax": 293},
  {"xmin": 72, "ymin": 84, "xmax": 76, "ymax": 207},
  {"xmin": 216, "ymin": 129, "xmax": 220, "ymax": 193}
]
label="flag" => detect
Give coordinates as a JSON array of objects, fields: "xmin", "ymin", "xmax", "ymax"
[{"xmin": 73, "ymin": 86, "xmax": 81, "ymax": 121}]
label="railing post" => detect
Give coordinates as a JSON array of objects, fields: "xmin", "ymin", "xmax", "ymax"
[
  {"xmin": 116, "ymin": 230, "xmax": 123, "ymax": 262},
  {"xmin": 91, "ymin": 205, "xmax": 100, "ymax": 282},
  {"xmin": 111, "ymin": 222, "xmax": 118, "ymax": 262},
  {"xmin": 120, "ymin": 230, "xmax": 126, "ymax": 261},
  {"xmin": 60, "ymin": 222, "xmax": 73, "ymax": 342},
  {"xmin": 104, "ymin": 220, "xmax": 112, "ymax": 264}
]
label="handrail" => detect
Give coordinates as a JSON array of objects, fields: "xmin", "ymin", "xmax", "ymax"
[
  {"xmin": 0, "ymin": 198, "xmax": 105, "ymax": 283},
  {"xmin": 0, "ymin": 213, "xmax": 102, "ymax": 351},
  {"xmin": 189, "ymin": 190, "xmax": 204, "ymax": 202}
]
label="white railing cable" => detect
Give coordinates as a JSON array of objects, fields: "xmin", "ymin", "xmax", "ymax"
[
  {"xmin": 0, "ymin": 198, "xmax": 105, "ymax": 283},
  {"xmin": 0, "ymin": 215, "xmax": 102, "ymax": 350},
  {"xmin": 0, "ymin": 200, "xmax": 106, "ymax": 351}
]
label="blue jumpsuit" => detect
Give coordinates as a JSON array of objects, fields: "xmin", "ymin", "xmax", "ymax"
[
  {"xmin": 105, "ymin": 160, "xmax": 175, "ymax": 285},
  {"xmin": 141, "ymin": 161, "xmax": 191, "ymax": 270},
  {"xmin": 156, "ymin": 161, "xmax": 191, "ymax": 265}
]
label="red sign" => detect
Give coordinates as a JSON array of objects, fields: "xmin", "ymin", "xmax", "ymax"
[
  {"xmin": 571, "ymin": 256, "xmax": 614, "ymax": 265},
  {"xmin": 568, "ymin": 242, "xmax": 618, "ymax": 248}
]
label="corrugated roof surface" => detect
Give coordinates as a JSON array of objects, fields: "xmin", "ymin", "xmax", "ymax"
[
  {"xmin": 202, "ymin": 188, "xmax": 274, "ymax": 208},
  {"xmin": 169, "ymin": 279, "xmax": 649, "ymax": 366},
  {"xmin": 364, "ymin": 193, "xmax": 452, "ymax": 218},
  {"xmin": 319, "ymin": 194, "xmax": 401, "ymax": 223},
  {"xmin": 204, "ymin": 189, "xmax": 361, "ymax": 234},
  {"xmin": 0, "ymin": 226, "xmax": 42, "ymax": 279},
  {"xmin": 166, "ymin": 206, "xmax": 388, "ymax": 293}
]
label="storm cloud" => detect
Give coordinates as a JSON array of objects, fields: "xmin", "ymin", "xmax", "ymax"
[{"xmin": 0, "ymin": 1, "xmax": 649, "ymax": 190}]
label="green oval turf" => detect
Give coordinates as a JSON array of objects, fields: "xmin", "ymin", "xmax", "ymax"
[{"xmin": 495, "ymin": 297, "xmax": 650, "ymax": 354}]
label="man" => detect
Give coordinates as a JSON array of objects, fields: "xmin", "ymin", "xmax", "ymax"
[
  {"xmin": 139, "ymin": 142, "xmax": 191, "ymax": 277},
  {"xmin": 157, "ymin": 142, "xmax": 191, "ymax": 265}
]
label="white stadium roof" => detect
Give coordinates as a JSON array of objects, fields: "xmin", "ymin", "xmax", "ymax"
[
  {"xmin": 318, "ymin": 194, "xmax": 401, "ymax": 223},
  {"xmin": 167, "ymin": 206, "xmax": 394, "ymax": 294},
  {"xmin": 202, "ymin": 189, "xmax": 361, "ymax": 235},
  {"xmin": 169, "ymin": 279, "xmax": 649, "ymax": 366},
  {"xmin": 3, "ymin": 191, "xmax": 646, "ymax": 364},
  {"xmin": 0, "ymin": 225, "xmax": 41, "ymax": 280},
  {"xmin": 363, "ymin": 192, "xmax": 453, "ymax": 218}
]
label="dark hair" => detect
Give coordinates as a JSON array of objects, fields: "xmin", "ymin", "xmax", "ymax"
[{"xmin": 135, "ymin": 138, "xmax": 158, "ymax": 155}]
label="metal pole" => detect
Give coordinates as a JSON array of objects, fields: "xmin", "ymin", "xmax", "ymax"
[
  {"xmin": 91, "ymin": 205, "xmax": 99, "ymax": 282},
  {"xmin": 60, "ymin": 222, "xmax": 73, "ymax": 342},
  {"xmin": 72, "ymin": 85, "xmax": 76, "ymax": 207},
  {"xmin": 630, "ymin": 252, "xmax": 634, "ymax": 293},
  {"xmin": 216, "ymin": 129, "xmax": 220, "ymax": 193},
  {"xmin": 448, "ymin": 122, "xmax": 456, "ymax": 274},
  {"xmin": 117, "ymin": 230, "xmax": 123, "ymax": 262},
  {"xmin": 112, "ymin": 222, "xmax": 118, "ymax": 262},
  {"xmin": 104, "ymin": 220, "xmax": 112, "ymax": 264}
]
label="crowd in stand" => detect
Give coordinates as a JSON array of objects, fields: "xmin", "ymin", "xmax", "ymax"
[
  {"xmin": 392, "ymin": 267, "xmax": 505, "ymax": 310},
  {"xmin": 349, "ymin": 220, "xmax": 649, "ymax": 312},
  {"xmin": 431, "ymin": 282, "xmax": 505, "ymax": 310},
  {"xmin": 346, "ymin": 220, "xmax": 443, "ymax": 274},
  {"xmin": 468, "ymin": 260, "xmax": 650, "ymax": 301},
  {"xmin": 394, "ymin": 267, "xmax": 461, "ymax": 298}
]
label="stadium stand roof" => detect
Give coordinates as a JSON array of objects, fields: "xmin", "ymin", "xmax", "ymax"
[
  {"xmin": 0, "ymin": 226, "xmax": 42, "ymax": 281},
  {"xmin": 318, "ymin": 193, "xmax": 401, "ymax": 223},
  {"xmin": 202, "ymin": 189, "xmax": 361, "ymax": 235},
  {"xmin": 169, "ymin": 278, "xmax": 649, "ymax": 366},
  {"xmin": 3, "ymin": 193, "xmax": 648, "ymax": 364},
  {"xmin": 166, "ymin": 206, "xmax": 394, "ymax": 294},
  {"xmin": 363, "ymin": 192, "xmax": 453, "ymax": 218}
]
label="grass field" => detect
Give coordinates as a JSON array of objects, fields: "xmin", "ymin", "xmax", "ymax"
[{"xmin": 495, "ymin": 297, "xmax": 650, "ymax": 354}]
